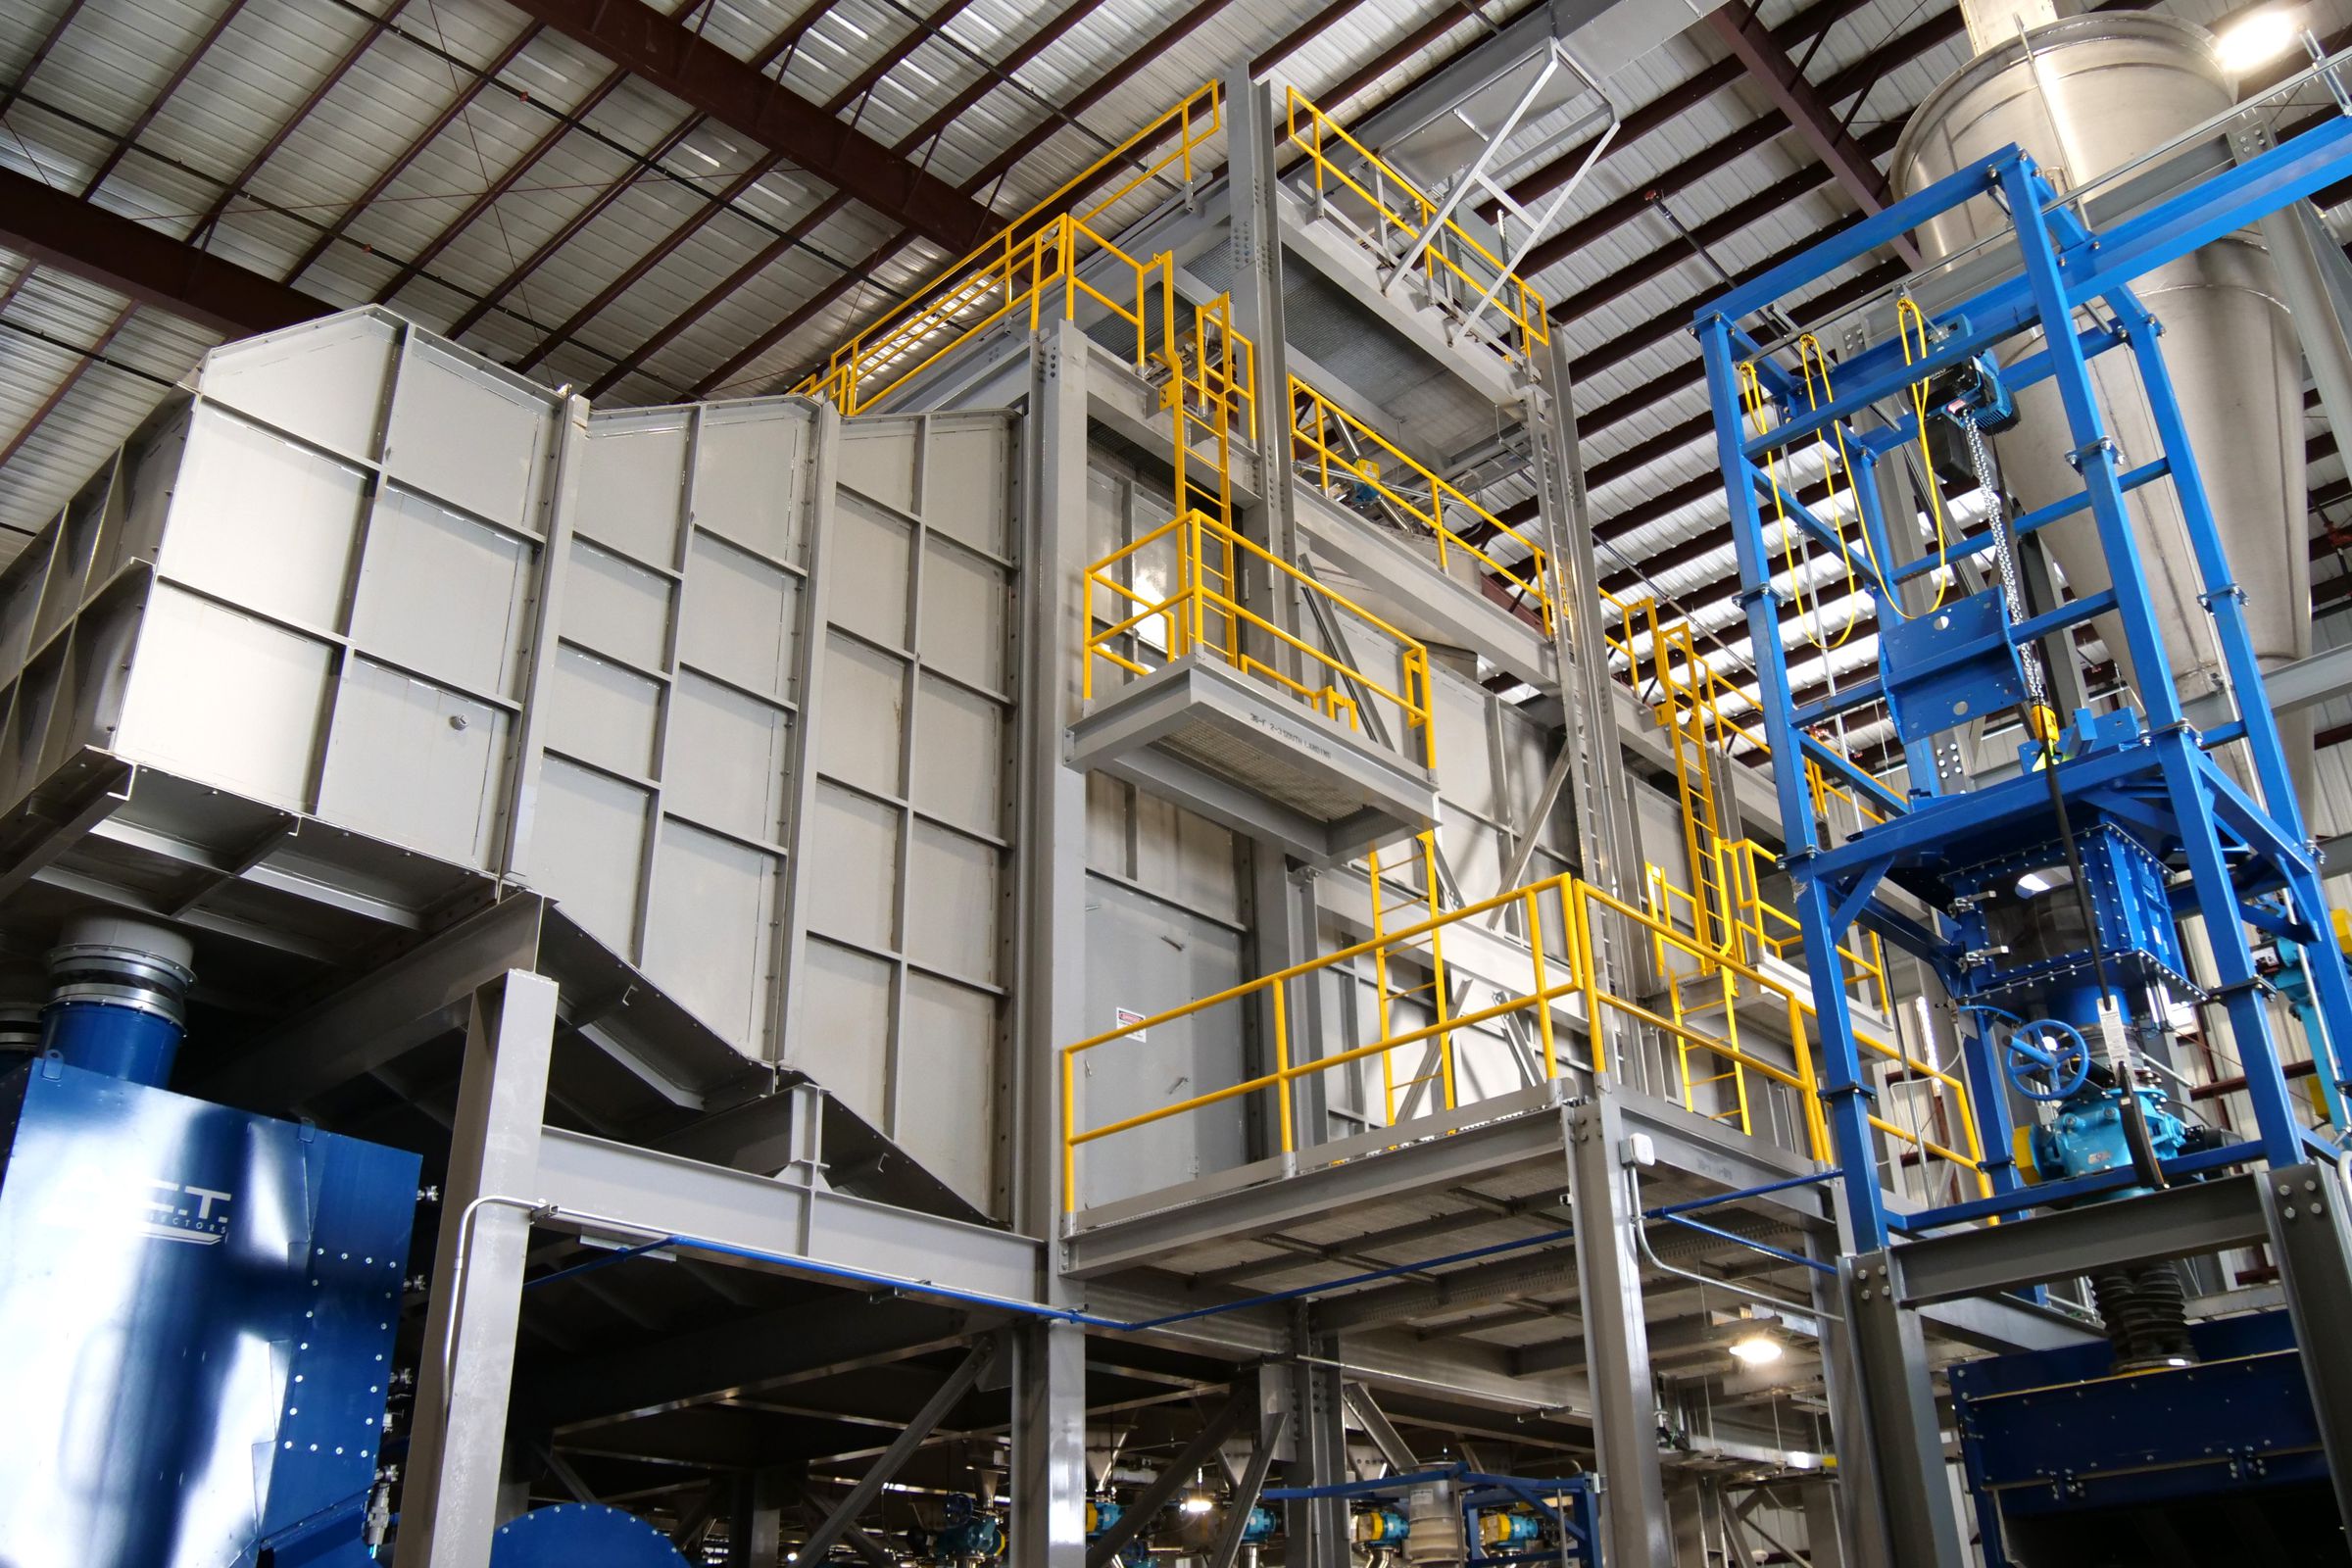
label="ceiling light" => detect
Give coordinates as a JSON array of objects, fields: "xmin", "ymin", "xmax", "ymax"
[
  {"xmin": 1728, "ymin": 1332, "xmax": 1785, "ymax": 1366},
  {"xmin": 2214, "ymin": 5, "xmax": 2304, "ymax": 74}
]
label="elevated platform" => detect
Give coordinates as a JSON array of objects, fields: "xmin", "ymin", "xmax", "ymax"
[{"xmin": 1068, "ymin": 654, "xmax": 1439, "ymax": 862}]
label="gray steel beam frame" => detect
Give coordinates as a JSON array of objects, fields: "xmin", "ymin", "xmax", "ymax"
[
  {"xmin": 1341, "ymin": 1384, "xmax": 1419, "ymax": 1475},
  {"xmin": 1085, "ymin": 1393, "xmax": 1248, "ymax": 1568},
  {"xmin": 1567, "ymin": 1095, "xmax": 1671, "ymax": 1567},
  {"xmin": 196, "ymin": 894, "xmax": 554, "ymax": 1111},
  {"xmin": 796, "ymin": 1341, "xmax": 997, "ymax": 1563},
  {"xmin": 396, "ymin": 970, "xmax": 561, "ymax": 1568},
  {"xmin": 1010, "ymin": 317, "xmax": 1095, "ymax": 1568},
  {"xmin": 1841, "ymin": 1175, "xmax": 2274, "ymax": 1567},
  {"xmin": 530, "ymin": 1127, "xmax": 1044, "ymax": 1302},
  {"xmin": 2262, "ymin": 1163, "xmax": 2352, "ymax": 1533}
]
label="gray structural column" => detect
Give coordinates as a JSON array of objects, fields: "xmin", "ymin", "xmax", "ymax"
[
  {"xmin": 396, "ymin": 970, "xmax": 561, "ymax": 1568},
  {"xmin": 1222, "ymin": 58, "xmax": 1324, "ymax": 1153},
  {"xmin": 1809, "ymin": 1195, "xmax": 1889, "ymax": 1568},
  {"xmin": 1530, "ymin": 332, "xmax": 1639, "ymax": 908},
  {"xmin": 1843, "ymin": 1250, "xmax": 1967, "ymax": 1568},
  {"xmin": 1566, "ymin": 1095, "xmax": 1671, "ymax": 1567},
  {"xmin": 2263, "ymin": 1162, "xmax": 2352, "ymax": 1532},
  {"xmin": 1281, "ymin": 1310, "xmax": 1351, "ymax": 1568},
  {"xmin": 1220, "ymin": 58, "xmax": 1302, "ymax": 649},
  {"xmin": 1009, "ymin": 318, "xmax": 1094, "ymax": 1568}
]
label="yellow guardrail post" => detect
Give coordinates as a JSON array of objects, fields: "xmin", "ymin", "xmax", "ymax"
[
  {"xmin": 1526, "ymin": 886, "xmax": 1557, "ymax": 1081},
  {"xmin": 1272, "ymin": 975, "xmax": 1295, "ymax": 1156}
]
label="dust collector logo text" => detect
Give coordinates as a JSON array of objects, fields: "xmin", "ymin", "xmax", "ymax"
[{"xmin": 55, "ymin": 1167, "xmax": 234, "ymax": 1245}]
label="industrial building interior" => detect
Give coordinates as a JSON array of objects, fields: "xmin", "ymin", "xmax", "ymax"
[{"xmin": 11, "ymin": 0, "xmax": 2352, "ymax": 1562}]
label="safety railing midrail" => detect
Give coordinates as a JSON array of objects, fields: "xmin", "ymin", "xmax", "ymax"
[
  {"xmin": 797, "ymin": 81, "xmax": 1224, "ymax": 416},
  {"xmin": 1290, "ymin": 376, "xmax": 1556, "ymax": 632},
  {"xmin": 1060, "ymin": 870, "xmax": 1986, "ymax": 1211},
  {"xmin": 1283, "ymin": 86, "xmax": 1551, "ymax": 368}
]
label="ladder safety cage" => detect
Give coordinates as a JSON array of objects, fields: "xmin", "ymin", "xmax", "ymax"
[
  {"xmin": 1283, "ymin": 87, "xmax": 1556, "ymax": 367},
  {"xmin": 1692, "ymin": 86, "xmax": 2352, "ymax": 1252}
]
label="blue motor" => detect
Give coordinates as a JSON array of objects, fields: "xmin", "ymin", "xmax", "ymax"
[
  {"xmin": 1239, "ymin": 1505, "xmax": 1279, "ymax": 1544},
  {"xmin": 921, "ymin": 1494, "xmax": 1004, "ymax": 1562}
]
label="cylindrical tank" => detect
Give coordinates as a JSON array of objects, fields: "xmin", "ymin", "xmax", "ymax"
[
  {"xmin": 1890, "ymin": 14, "xmax": 2310, "ymax": 759},
  {"xmin": 36, "ymin": 914, "xmax": 196, "ymax": 1087}
]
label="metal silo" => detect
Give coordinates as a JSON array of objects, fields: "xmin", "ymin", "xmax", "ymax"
[{"xmin": 1891, "ymin": 14, "xmax": 2311, "ymax": 757}]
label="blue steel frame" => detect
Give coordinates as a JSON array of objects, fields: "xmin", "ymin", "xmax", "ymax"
[{"xmin": 1692, "ymin": 115, "xmax": 2352, "ymax": 1253}]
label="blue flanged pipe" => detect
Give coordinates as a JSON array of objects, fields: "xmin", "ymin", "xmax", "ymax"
[{"xmin": 36, "ymin": 915, "xmax": 196, "ymax": 1088}]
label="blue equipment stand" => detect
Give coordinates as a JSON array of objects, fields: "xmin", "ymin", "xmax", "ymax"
[{"xmin": 1693, "ymin": 103, "xmax": 2352, "ymax": 1568}]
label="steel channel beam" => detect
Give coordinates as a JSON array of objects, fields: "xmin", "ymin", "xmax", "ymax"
[
  {"xmin": 1700, "ymin": 5, "xmax": 1918, "ymax": 266},
  {"xmin": 1892, "ymin": 1173, "xmax": 2272, "ymax": 1307},
  {"xmin": 0, "ymin": 166, "xmax": 331, "ymax": 336},
  {"xmin": 494, "ymin": 0, "xmax": 992, "ymax": 250},
  {"xmin": 532, "ymin": 1126, "xmax": 1045, "ymax": 1305},
  {"xmin": 193, "ymin": 894, "xmax": 552, "ymax": 1110}
]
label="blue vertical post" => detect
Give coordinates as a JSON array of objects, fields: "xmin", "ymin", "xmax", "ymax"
[
  {"xmin": 2000, "ymin": 156, "xmax": 2305, "ymax": 1167},
  {"xmin": 1699, "ymin": 311, "xmax": 1893, "ymax": 1250},
  {"xmin": 2110, "ymin": 291, "xmax": 2352, "ymax": 1112},
  {"xmin": 1956, "ymin": 1014, "xmax": 2022, "ymax": 1200}
]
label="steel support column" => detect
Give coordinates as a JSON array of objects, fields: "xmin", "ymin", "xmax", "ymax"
[
  {"xmin": 2263, "ymin": 1162, "xmax": 2352, "ymax": 1533},
  {"xmin": 1531, "ymin": 330, "xmax": 1646, "ymax": 1077},
  {"xmin": 396, "ymin": 970, "xmax": 561, "ymax": 1568},
  {"xmin": 1012, "ymin": 318, "xmax": 1093, "ymax": 1568},
  {"xmin": 1811, "ymin": 1190, "xmax": 1890, "ymax": 1568},
  {"xmin": 1012, "ymin": 1322, "xmax": 1089, "ymax": 1568},
  {"xmin": 1282, "ymin": 1315, "xmax": 1351, "ymax": 1568},
  {"xmin": 1842, "ymin": 1250, "xmax": 1966, "ymax": 1568},
  {"xmin": 1567, "ymin": 1095, "xmax": 1670, "ymax": 1567}
]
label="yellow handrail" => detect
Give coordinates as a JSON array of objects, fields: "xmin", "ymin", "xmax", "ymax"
[
  {"xmin": 1082, "ymin": 506, "xmax": 1438, "ymax": 772},
  {"xmin": 799, "ymin": 81, "xmax": 1225, "ymax": 416},
  {"xmin": 1289, "ymin": 376, "xmax": 1555, "ymax": 632},
  {"xmin": 1059, "ymin": 868, "xmax": 1989, "ymax": 1211},
  {"xmin": 1282, "ymin": 86, "xmax": 1550, "ymax": 365}
]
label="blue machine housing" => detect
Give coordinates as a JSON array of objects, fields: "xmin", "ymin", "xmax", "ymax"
[
  {"xmin": 1952, "ymin": 1310, "xmax": 2344, "ymax": 1565},
  {"xmin": 0, "ymin": 1055, "xmax": 420, "ymax": 1568},
  {"xmin": 490, "ymin": 1504, "xmax": 691, "ymax": 1566}
]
